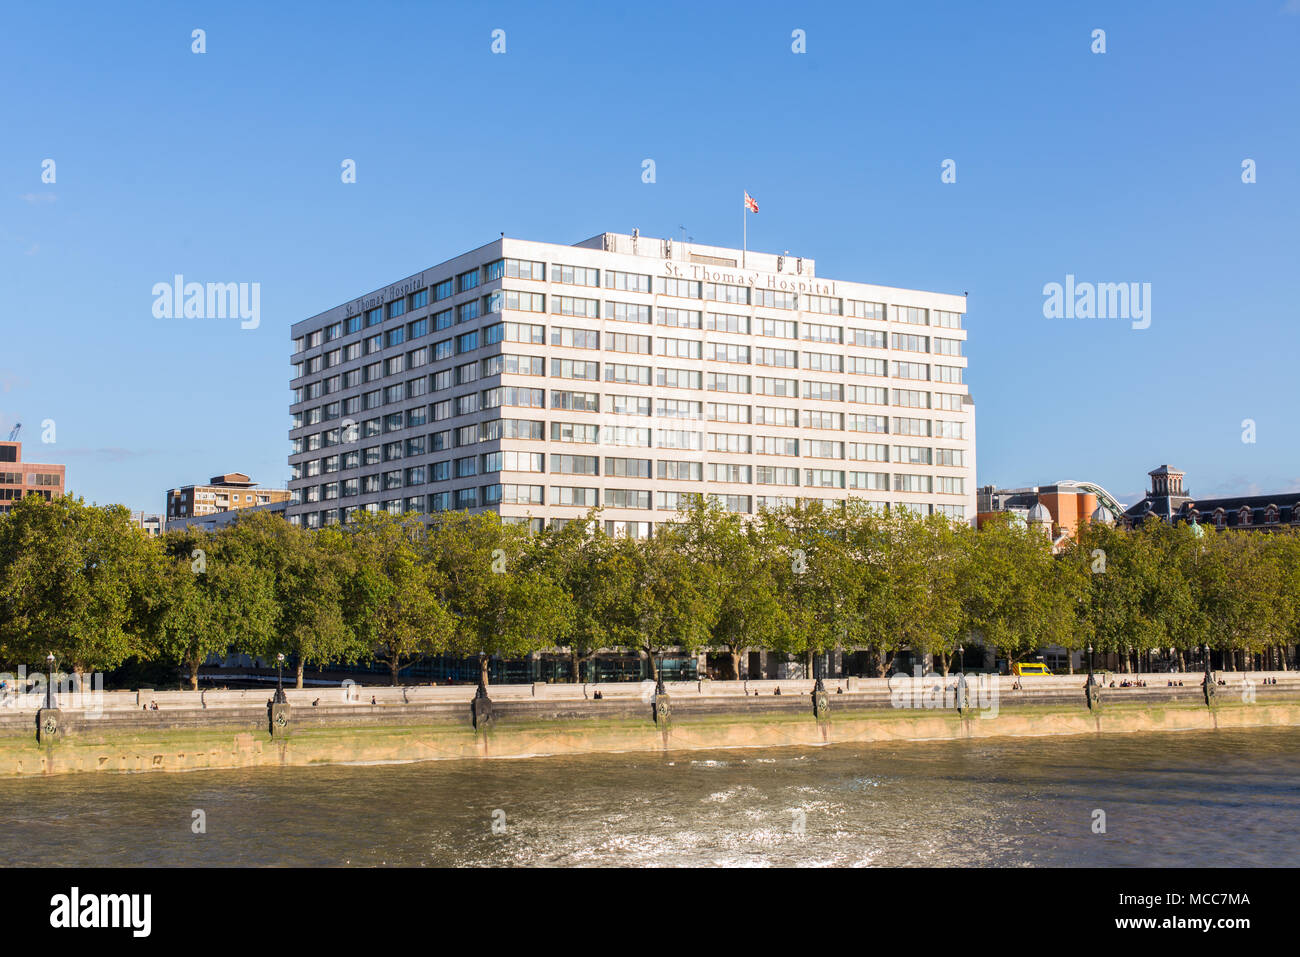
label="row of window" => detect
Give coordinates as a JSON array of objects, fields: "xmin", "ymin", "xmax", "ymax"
[
  {"xmin": 294, "ymin": 258, "xmax": 964, "ymax": 355},
  {"xmin": 290, "ymin": 496, "xmax": 967, "ymax": 528},
  {"xmin": 295, "ymin": 446, "xmax": 967, "ymax": 481},
  {"xmin": 295, "ymin": 310, "xmax": 965, "ymax": 381},
  {"xmin": 0, "ymin": 471, "xmax": 60, "ymax": 486},
  {"xmin": 292, "ymin": 405, "xmax": 968, "ymax": 458}
]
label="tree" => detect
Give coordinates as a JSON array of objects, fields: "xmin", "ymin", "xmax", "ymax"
[
  {"xmin": 961, "ymin": 514, "xmax": 1060, "ymax": 671},
  {"xmin": 221, "ymin": 510, "xmax": 363, "ymax": 688},
  {"xmin": 600, "ymin": 525, "xmax": 716, "ymax": 683},
  {"xmin": 423, "ymin": 511, "xmax": 572, "ymax": 687},
  {"xmin": 340, "ymin": 512, "xmax": 455, "ymax": 686},
  {"xmin": 0, "ymin": 495, "xmax": 158, "ymax": 679},
  {"xmin": 154, "ymin": 527, "xmax": 277, "ymax": 689}
]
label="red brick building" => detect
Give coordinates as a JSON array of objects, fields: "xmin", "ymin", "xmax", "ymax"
[{"xmin": 0, "ymin": 440, "xmax": 67, "ymax": 516}]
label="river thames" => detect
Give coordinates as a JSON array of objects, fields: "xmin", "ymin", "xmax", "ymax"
[{"xmin": 2, "ymin": 729, "xmax": 1296, "ymax": 867}]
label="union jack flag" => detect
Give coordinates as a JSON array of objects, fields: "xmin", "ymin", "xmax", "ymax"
[{"xmin": 744, "ymin": 192, "xmax": 759, "ymax": 213}]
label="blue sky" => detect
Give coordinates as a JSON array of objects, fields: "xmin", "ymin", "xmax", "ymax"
[{"xmin": 2, "ymin": 0, "xmax": 1298, "ymax": 513}]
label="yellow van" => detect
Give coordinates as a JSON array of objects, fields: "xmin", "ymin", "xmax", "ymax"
[{"xmin": 1012, "ymin": 662, "xmax": 1051, "ymax": 676}]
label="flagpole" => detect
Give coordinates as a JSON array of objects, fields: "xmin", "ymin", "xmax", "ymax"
[{"xmin": 742, "ymin": 192, "xmax": 747, "ymax": 269}]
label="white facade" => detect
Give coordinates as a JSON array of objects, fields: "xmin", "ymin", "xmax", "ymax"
[{"xmin": 288, "ymin": 232, "xmax": 975, "ymax": 532}]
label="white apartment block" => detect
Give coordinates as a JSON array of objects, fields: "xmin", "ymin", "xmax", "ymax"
[{"xmin": 288, "ymin": 232, "xmax": 975, "ymax": 534}]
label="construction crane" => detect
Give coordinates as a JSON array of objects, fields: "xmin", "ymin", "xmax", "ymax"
[{"xmin": 5, "ymin": 423, "xmax": 19, "ymax": 442}]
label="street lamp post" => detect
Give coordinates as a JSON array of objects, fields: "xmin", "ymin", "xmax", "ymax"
[
  {"xmin": 655, "ymin": 652, "xmax": 665, "ymax": 695},
  {"xmin": 45, "ymin": 653, "xmax": 55, "ymax": 709},
  {"xmin": 476, "ymin": 652, "xmax": 489, "ymax": 700},
  {"xmin": 273, "ymin": 653, "xmax": 286, "ymax": 704}
]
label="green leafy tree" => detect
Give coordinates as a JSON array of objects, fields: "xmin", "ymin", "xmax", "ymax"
[
  {"xmin": 0, "ymin": 495, "xmax": 159, "ymax": 678},
  {"xmin": 341, "ymin": 512, "xmax": 456, "ymax": 685}
]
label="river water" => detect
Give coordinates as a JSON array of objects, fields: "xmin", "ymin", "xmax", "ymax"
[{"xmin": 1, "ymin": 729, "xmax": 1296, "ymax": 867}]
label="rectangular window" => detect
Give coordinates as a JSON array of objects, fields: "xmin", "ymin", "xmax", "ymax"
[
  {"xmin": 708, "ymin": 402, "xmax": 751, "ymax": 423},
  {"xmin": 756, "ymin": 466, "xmax": 800, "ymax": 486},
  {"xmin": 891, "ymin": 416, "xmax": 932, "ymax": 437},
  {"xmin": 655, "ymin": 398, "xmax": 703, "ymax": 420},
  {"xmin": 606, "ymin": 363, "xmax": 652, "ymax": 385},
  {"xmin": 657, "ymin": 460, "xmax": 703, "ymax": 481},
  {"xmin": 658, "ymin": 337, "xmax": 702, "ymax": 359},
  {"xmin": 754, "ymin": 436, "xmax": 799, "ymax": 456},
  {"xmin": 706, "ymin": 372, "xmax": 751, "ymax": 394},
  {"xmin": 756, "ymin": 317, "xmax": 797, "ymax": 340},
  {"xmin": 604, "ymin": 270, "xmax": 652, "ymax": 293},
  {"xmin": 552, "ymin": 486, "xmax": 598, "ymax": 507},
  {"xmin": 458, "ymin": 268, "xmax": 481, "ymax": 293},
  {"xmin": 704, "ymin": 283, "xmax": 749, "ymax": 305},
  {"xmin": 848, "ymin": 471, "xmax": 890, "ymax": 491},
  {"xmin": 803, "ymin": 469, "xmax": 845, "ymax": 489},
  {"xmin": 551, "ymin": 264, "xmax": 600, "ymax": 287},
  {"xmin": 755, "ymin": 376, "xmax": 798, "ymax": 398},
  {"xmin": 551, "ymin": 389, "xmax": 599, "ymax": 412},
  {"xmin": 553, "ymin": 358, "xmax": 600, "ymax": 380},
  {"xmin": 656, "ymin": 308, "xmax": 702, "ymax": 329},
  {"xmin": 551, "ymin": 421, "xmax": 600, "ymax": 444},
  {"xmin": 706, "ymin": 342, "xmax": 749, "ymax": 364},
  {"xmin": 656, "ymin": 277, "xmax": 701, "ymax": 299},
  {"xmin": 891, "ymin": 389, "xmax": 931, "ymax": 409},
  {"xmin": 606, "ymin": 488, "xmax": 652, "ymax": 509},
  {"xmin": 801, "ymin": 321, "xmax": 842, "ymax": 343},
  {"xmin": 895, "ymin": 306, "xmax": 929, "ymax": 326},
  {"xmin": 551, "ymin": 326, "xmax": 600, "ymax": 349},
  {"xmin": 802, "ymin": 380, "xmax": 843, "ymax": 402},
  {"xmin": 656, "ymin": 368, "xmax": 702, "ymax": 390},
  {"xmin": 503, "ymin": 259, "xmax": 545, "ymax": 281},
  {"xmin": 803, "ymin": 352, "xmax": 843, "ymax": 373},
  {"xmin": 894, "ymin": 473, "xmax": 933, "ymax": 493},
  {"xmin": 608, "ymin": 394, "xmax": 651, "ymax": 416},
  {"xmin": 707, "ymin": 432, "xmax": 750, "ymax": 453},
  {"xmin": 707, "ymin": 463, "xmax": 751, "ymax": 483},
  {"xmin": 606, "ymin": 332, "xmax": 651, "ymax": 354},
  {"xmin": 605, "ymin": 457, "xmax": 652, "ymax": 478},
  {"xmin": 657, "ymin": 429, "xmax": 704, "ymax": 451},
  {"xmin": 552, "ymin": 295, "xmax": 600, "ymax": 318},
  {"xmin": 606, "ymin": 301, "xmax": 652, "ymax": 324},
  {"xmin": 706, "ymin": 313, "xmax": 750, "ymax": 334},
  {"xmin": 551, "ymin": 454, "xmax": 599, "ymax": 476}
]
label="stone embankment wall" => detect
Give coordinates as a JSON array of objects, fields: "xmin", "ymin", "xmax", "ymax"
[{"xmin": 1, "ymin": 673, "xmax": 1295, "ymax": 777}]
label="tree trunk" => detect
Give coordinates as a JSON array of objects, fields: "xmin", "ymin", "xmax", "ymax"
[
  {"xmin": 296, "ymin": 660, "xmax": 305, "ymax": 690},
  {"xmin": 804, "ymin": 649, "xmax": 814, "ymax": 680},
  {"xmin": 1176, "ymin": 648, "xmax": 1186, "ymax": 673},
  {"xmin": 570, "ymin": 651, "xmax": 580, "ymax": 683},
  {"xmin": 390, "ymin": 658, "xmax": 400, "ymax": 687},
  {"xmin": 728, "ymin": 648, "xmax": 742, "ymax": 682},
  {"xmin": 480, "ymin": 655, "xmax": 491, "ymax": 688},
  {"xmin": 938, "ymin": 651, "xmax": 949, "ymax": 677},
  {"xmin": 189, "ymin": 661, "xmax": 200, "ymax": 691},
  {"xmin": 1066, "ymin": 649, "xmax": 1074, "ymax": 675}
]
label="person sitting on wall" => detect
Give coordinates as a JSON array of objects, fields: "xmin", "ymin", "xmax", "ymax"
[
  {"xmin": 774, "ymin": 687, "xmax": 781, "ymax": 695},
  {"xmin": 593, "ymin": 689, "xmax": 602, "ymax": 700}
]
